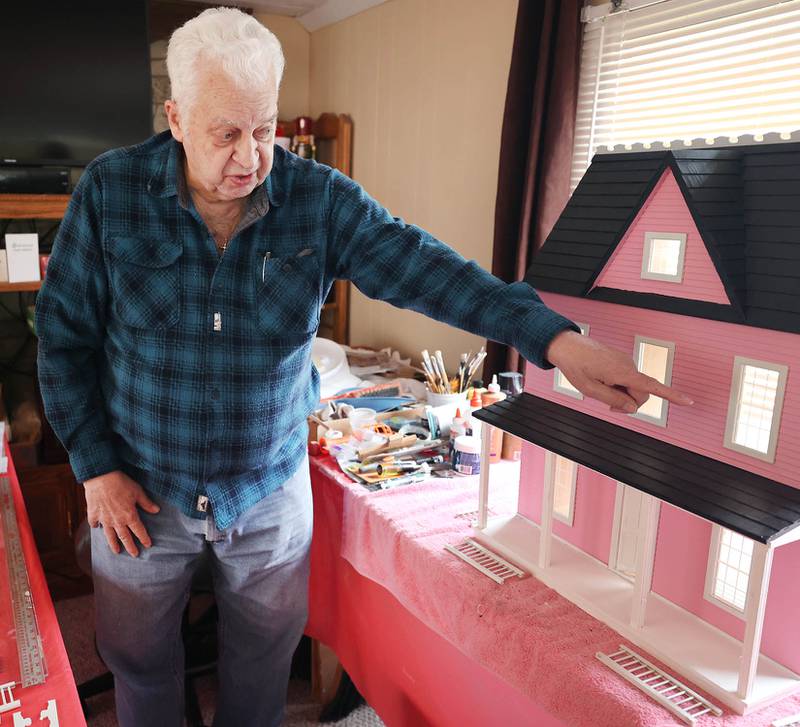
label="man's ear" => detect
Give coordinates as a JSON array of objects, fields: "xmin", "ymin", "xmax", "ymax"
[{"xmin": 164, "ymin": 100, "xmax": 185, "ymax": 143}]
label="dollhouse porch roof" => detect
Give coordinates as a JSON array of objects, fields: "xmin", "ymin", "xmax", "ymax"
[
  {"xmin": 474, "ymin": 393, "xmax": 800, "ymax": 544},
  {"xmin": 525, "ymin": 142, "xmax": 800, "ymax": 334}
]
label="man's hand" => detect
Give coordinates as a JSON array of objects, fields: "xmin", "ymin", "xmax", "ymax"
[
  {"xmin": 546, "ymin": 330, "xmax": 693, "ymax": 414},
  {"xmin": 84, "ymin": 470, "xmax": 160, "ymax": 557}
]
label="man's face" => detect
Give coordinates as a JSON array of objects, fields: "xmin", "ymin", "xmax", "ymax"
[{"xmin": 166, "ymin": 63, "xmax": 278, "ymax": 203}]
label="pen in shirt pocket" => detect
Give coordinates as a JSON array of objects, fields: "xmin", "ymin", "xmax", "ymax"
[{"xmin": 261, "ymin": 251, "xmax": 271, "ymax": 282}]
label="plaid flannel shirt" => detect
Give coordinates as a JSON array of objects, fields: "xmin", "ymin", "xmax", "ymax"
[{"xmin": 35, "ymin": 131, "xmax": 577, "ymax": 528}]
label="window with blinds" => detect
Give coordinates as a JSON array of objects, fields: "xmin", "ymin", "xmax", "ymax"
[{"xmin": 573, "ymin": 0, "xmax": 800, "ymax": 190}]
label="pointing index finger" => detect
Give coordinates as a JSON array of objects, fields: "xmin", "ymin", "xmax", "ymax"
[{"xmin": 631, "ymin": 372, "xmax": 693, "ymax": 406}]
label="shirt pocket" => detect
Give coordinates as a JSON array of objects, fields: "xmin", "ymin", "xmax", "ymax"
[
  {"xmin": 107, "ymin": 237, "xmax": 182, "ymax": 329},
  {"xmin": 255, "ymin": 246, "xmax": 322, "ymax": 337}
]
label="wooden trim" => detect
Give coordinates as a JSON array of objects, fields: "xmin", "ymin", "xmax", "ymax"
[
  {"xmin": 0, "ymin": 194, "xmax": 70, "ymax": 219},
  {"xmin": 539, "ymin": 451, "xmax": 556, "ymax": 569},
  {"xmin": 0, "ymin": 281, "xmax": 42, "ymax": 293},
  {"xmin": 737, "ymin": 542, "xmax": 774, "ymax": 699},
  {"xmin": 631, "ymin": 495, "xmax": 660, "ymax": 629},
  {"xmin": 476, "ymin": 425, "xmax": 492, "ymax": 530}
]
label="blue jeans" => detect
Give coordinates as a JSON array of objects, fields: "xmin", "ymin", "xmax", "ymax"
[{"xmin": 91, "ymin": 459, "xmax": 313, "ymax": 727}]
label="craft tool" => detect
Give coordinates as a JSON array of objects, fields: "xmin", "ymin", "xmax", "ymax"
[
  {"xmin": 1, "ymin": 476, "xmax": 46, "ymax": 687},
  {"xmin": 361, "ymin": 439, "xmax": 443, "ymax": 464}
]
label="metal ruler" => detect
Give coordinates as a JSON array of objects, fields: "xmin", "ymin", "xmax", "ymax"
[{"xmin": 0, "ymin": 475, "xmax": 46, "ymax": 687}]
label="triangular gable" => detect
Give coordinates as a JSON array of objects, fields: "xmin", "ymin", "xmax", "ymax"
[{"xmin": 591, "ymin": 168, "xmax": 731, "ymax": 305}]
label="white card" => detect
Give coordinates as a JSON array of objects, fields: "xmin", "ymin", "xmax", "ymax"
[{"xmin": 5, "ymin": 233, "xmax": 40, "ymax": 283}]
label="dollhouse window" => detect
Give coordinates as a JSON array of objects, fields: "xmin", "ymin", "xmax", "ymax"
[
  {"xmin": 641, "ymin": 232, "xmax": 686, "ymax": 282},
  {"xmin": 632, "ymin": 336, "xmax": 675, "ymax": 427},
  {"xmin": 551, "ymin": 454, "xmax": 577, "ymax": 526},
  {"xmin": 553, "ymin": 323, "xmax": 589, "ymax": 399},
  {"xmin": 704, "ymin": 525, "xmax": 753, "ymax": 616},
  {"xmin": 724, "ymin": 357, "xmax": 788, "ymax": 463}
]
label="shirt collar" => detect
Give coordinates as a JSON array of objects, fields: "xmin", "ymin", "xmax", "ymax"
[{"xmin": 148, "ymin": 135, "xmax": 285, "ymax": 211}]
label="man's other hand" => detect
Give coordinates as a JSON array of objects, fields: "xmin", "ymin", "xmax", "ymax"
[
  {"xmin": 84, "ymin": 471, "xmax": 160, "ymax": 556},
  {"xmin": 546, "ymin": 330, "xmax": 693, "ymax": 414}
]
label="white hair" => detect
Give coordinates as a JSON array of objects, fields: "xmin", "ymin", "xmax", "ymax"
[{"xmin": 167, "ymin": 7, "xmax": 285, "ymax": 118}]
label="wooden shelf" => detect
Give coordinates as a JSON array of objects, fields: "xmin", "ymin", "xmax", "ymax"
[
  {"xmin": 0, "ymin": 281, "xmax": 42, "ymax": 293},
  {"xmin": 0, "ymin": 194, "xmax": 70, "ymax": 219}
]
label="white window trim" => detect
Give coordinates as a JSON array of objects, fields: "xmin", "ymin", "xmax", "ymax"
[
  {"xmin": 703, "ymin": 524, "xmax": 749, "ymax": 619},
  {"xmin": 723, "ymin": 356, "xmax": 788, "ymax": 464},
  {"xmin": 632, "ymin": 336, "xmax": 675, "ymax": 428},
  {"xmin": 641, "ymin": 232, "xmax": 687, "ymax": 283},
  {"xmin": 554, "ymin": 323, "xmax": 590, "ymax": 399},
  {"xmin": 550, "ymin": 454, "xmax": 578, "ymax": 527}
]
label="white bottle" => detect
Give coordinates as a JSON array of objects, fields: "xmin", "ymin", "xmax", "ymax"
[{"xmin": 449, "ymin": 408, "xmax": 468, "ymax": 461}]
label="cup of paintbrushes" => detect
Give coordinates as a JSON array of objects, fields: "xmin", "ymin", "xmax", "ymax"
[{"xmin": 425, "ymin": 389, "xmax": 468, "ymax": 407}]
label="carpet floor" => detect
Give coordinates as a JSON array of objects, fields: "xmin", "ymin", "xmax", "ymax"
[{"xmin": 54, "ymin": 595, "xmax": 384, "ymax": 727}]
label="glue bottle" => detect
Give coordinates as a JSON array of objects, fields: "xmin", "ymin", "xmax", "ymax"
[
  {"xmin": 481, "ymin": 375, "xmax": 506, "ymax": 463},
  {"xmin": 467, "ymin": 388, "xmax": 483, "ymax": 438},
  {"xmin": 449, "ymin": 408, "xmax": 468, "ymax": 462}
]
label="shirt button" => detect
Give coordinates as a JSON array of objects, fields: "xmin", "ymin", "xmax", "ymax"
[{"xmin": 211, "ymin": 389, "xmax": 220, "ymax": 401}]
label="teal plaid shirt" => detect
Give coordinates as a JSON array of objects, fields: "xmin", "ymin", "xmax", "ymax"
[{"xmin": 35, "ymin": 131, "xmax": 576, "ymax": 528}]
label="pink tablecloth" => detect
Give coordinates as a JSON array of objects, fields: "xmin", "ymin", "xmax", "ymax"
[
  {"xmin": 306, "ymin": 456, "xmax": 563, "ymax": 727},
  {"xmin": 308, "ymin": 455, "xmax": 800, "ymax": 727}
]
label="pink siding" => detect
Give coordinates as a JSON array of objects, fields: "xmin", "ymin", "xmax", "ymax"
[
  {"xmin": 652, "ymin": 505, "xmax": 746, "ymax": 642},
  {"xmin": 517, "ymin": 452, "xmax": 800, "ymax": 673},
  {"xmin": 652, "ymin": 504, "xmax": 800, "ymax": 674},
  {"xmin": 518, "ymin": 442, "xmax": 616, "ymax": 565},
  {"xmin": 528, "ymin": 292, "xmax": 800, "ymax": 488},
  {"xmin": 592, "ymin": 168, "xmax": 731, "ymax": 305},
  {"xmin": 515, "ymin": 294, "xmax": 800, "ymax": 673}
]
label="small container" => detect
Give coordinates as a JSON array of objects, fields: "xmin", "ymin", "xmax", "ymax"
[
  {"xmin": 426, "ymin": 389, "xmax": 468, "ymax": 408},
  {"xmin": 501, "ymin": 432, "xmax": 522, "ymax": 461},
  {"xmin": 449, "ymin": 408, "xmax": 468, "ymax": 461},
  {"xmin": 348, "ymin": 408, "xmax": 377, "ymax": 441},
  {"xmin": 452, "ymin": 435, "xmax": 481, "ymax": 476},
  {"xmin": 481, "ymin": 375, "xmax": 506, "ymax": 463},
  {"xmin": 467, "ymin": 389, "xmax": 483, "ymax": 437}
]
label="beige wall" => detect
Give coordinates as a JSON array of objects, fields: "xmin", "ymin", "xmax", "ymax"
[
  {"xmin": 309, "ymin": 0, "xmax": 519, "ymax": 367},
  {"xmin": 254, "ymin": 14, "xmax": 311, "ymax": 121}
]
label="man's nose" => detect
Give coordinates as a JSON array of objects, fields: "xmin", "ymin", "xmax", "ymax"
[{"xmin": 233, "ymin": 134, "xmax": 258, "ymax": 169}]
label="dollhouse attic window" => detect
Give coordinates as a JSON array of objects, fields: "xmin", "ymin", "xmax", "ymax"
[
  {"xmin": 551, "ymin": 454, "xmax": 577, "ymax": 526},
  {"xmin": 641, "ymin": 232, "xmax": 686, "ymax": 283},
  {"xmin": 704, "ymin": 525, "xmax": 753, "ymax": 616},
  {"xmin": 554, "ymin": 323, "xmax": 589, "ymax": 398},
  {"xmin": 632, "ymin": 336, "xmax": 675, "ymax": 427},
  {"xmin": 724, "ymin": 357, "xmax": 788, "ymax": 463}
]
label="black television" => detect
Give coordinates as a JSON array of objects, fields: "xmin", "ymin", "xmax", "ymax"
[{"xmin": 0, "ymin": 1, "xmax": 153, "ymax": 168}]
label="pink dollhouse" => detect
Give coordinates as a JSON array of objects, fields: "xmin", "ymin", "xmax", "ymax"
[{"xmin": 472, "ymin": 142, "xmax": 800, "ymax": 716}]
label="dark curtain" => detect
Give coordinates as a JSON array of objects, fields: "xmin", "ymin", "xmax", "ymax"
[{"xmin": 484, "ymin": 0, "xmax": 583, "ymax": 381}]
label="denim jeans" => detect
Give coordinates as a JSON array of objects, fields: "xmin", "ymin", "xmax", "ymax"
[{"xmin": 90, "ymin": 458, "xmax": 313, "ymax": 727}]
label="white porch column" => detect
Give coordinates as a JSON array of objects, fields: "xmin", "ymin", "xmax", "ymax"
[
  {"xmin": 630, "ymin": 495, "xmax": 660, "ymax": 629},
  {"xmin": 737, "ymin": 541, "xmax": 774, "ymax": 700},
  {"xmin": 539, "ymin": 451, "xmax": 555, "ymax": 569},
  {"xmin": 476, "ymin": 424, "xmax": 493, "ymax": 529}
]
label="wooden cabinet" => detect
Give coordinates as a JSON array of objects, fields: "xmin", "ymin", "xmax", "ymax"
[
  {"xmin": 16, "ymin": 463, "xmax": 91, "ymax": 599},
  {"xmin": 283, "ymin": 112, "xmax": 354, "ymax": 344},
  {"xmin": 17, "ymin": 464, "xmax": 84, "ymax": 569}
]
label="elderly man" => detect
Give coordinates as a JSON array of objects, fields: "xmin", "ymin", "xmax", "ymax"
[{"xmin": 35, "ymin": 7, "xmax": 690, "ymax": 727}]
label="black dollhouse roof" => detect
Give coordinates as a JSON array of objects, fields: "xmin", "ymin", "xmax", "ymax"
[
  {"xmin": 525, "ymin": 142, "xmax": 800, "ymax": 334},
  {"xmin": 473, "ymin": 393, "xmax": 800, "ymax": 544}
]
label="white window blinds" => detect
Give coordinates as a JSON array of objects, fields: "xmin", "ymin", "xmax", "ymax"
[{"xmin": 573, "ymin": 0, "xmax": 800, "ymax": 189}]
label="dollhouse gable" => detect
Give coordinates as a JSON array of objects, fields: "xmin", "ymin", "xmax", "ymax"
[
  {"xmin": 527, "ymin": 141, "xmax": 800, "ymax": 335},
  {"xmin": 591, "ymin": 167, "xmax": 731, "ymax": 305}
]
